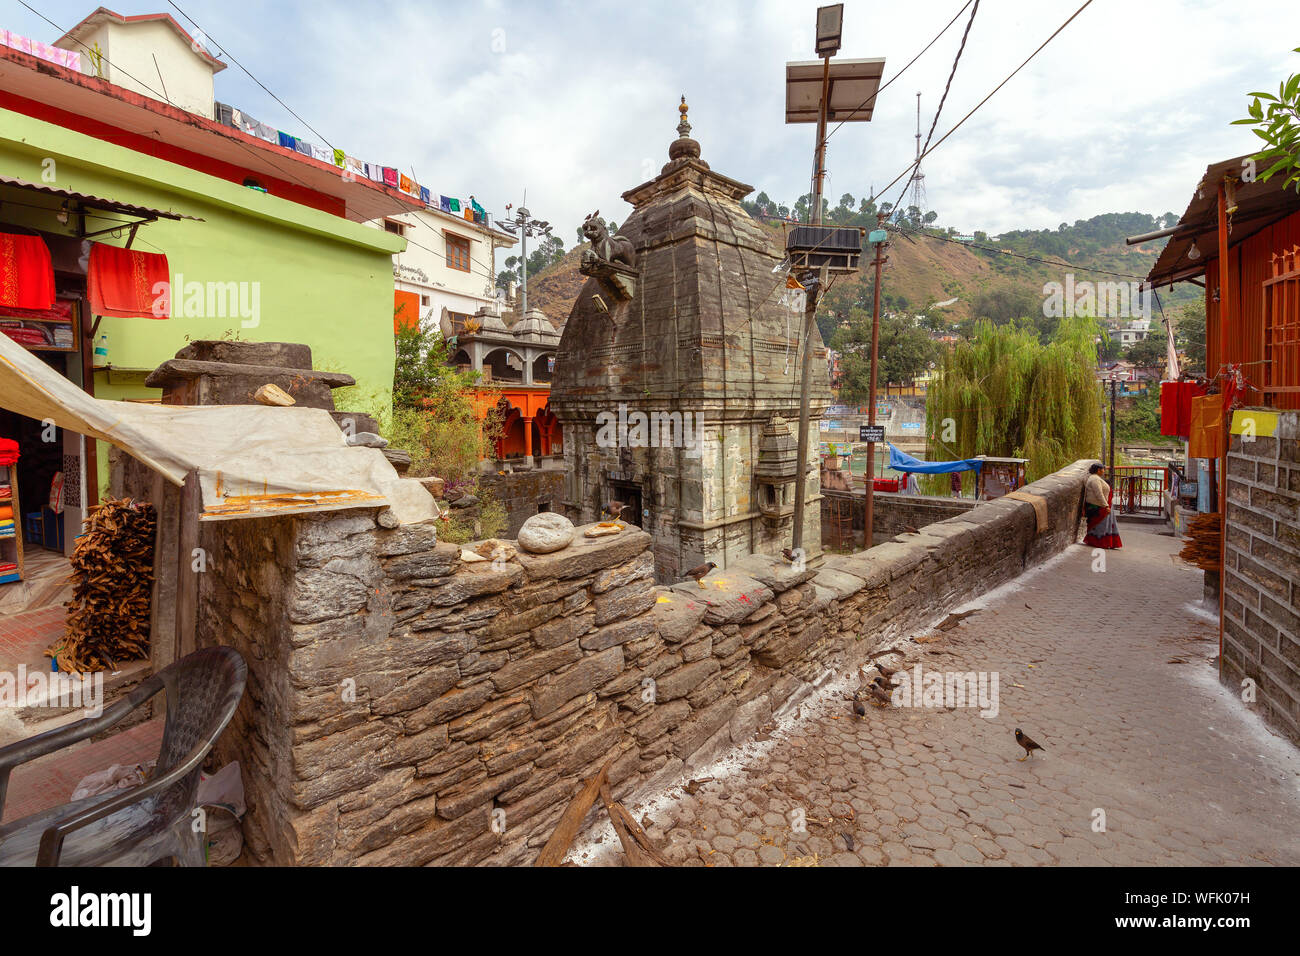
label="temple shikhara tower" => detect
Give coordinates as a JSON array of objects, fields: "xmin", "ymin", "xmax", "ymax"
[{"xmin": 551, "ymin": 98, "xmax": 831, "ymax": 582}]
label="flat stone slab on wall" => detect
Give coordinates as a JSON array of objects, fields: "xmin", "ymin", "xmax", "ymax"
[{"xmin": 200, "ymin": 461, "xmax": 1093, "ymax": 865}]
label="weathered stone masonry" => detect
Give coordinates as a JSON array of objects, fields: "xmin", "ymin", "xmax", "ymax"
[
  {"xmin": 1221, "ymin": 409, "xmax": 1300, "ymax": 745},
  {"xmin": 197, "ymin": 460, "xmax": 1092, "ymax": 865}
]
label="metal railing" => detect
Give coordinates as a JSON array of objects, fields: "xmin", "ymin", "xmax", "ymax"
[{"xmin": 1111, "ymin": 465, "xmax": 1169, "ymax": 517}]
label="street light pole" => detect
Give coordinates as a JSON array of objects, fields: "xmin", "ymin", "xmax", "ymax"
[
  {"xmin": 864, "ymin": 217, "xmax": 887, "ymax": 550},
  {"xmin": 791, "ymin": 52, "xmax": 832, "ymax": 555},
  {"xmin": 501, "ymin": 204, "xmax": 552, "ymax": 314}
]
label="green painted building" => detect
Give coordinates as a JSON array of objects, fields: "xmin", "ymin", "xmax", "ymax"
[{"xmin": 0, "ymin": 30, "xmax": 420, "ymax": 535}]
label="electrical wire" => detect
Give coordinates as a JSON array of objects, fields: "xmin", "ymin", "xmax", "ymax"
[
  {"xmin": 824, "ymin": 0, "xmax": 975, "ymax": 144},
  {"xmin": 166, "ymin": 0, "xmax": 336, "ymax": 150},
  {"xmin": 888, "ymin": 0, "xmax": 979, "ymax": 221},
  {"xmin": 870, "ymin": 0, "xmax": 1098, "ymax": 209},
  {"xmin": 890, "ymin": 223, "xmax": 1149, "ymax": 280},
  {"xmin": 13, "ymin": 0, "xmax": 360, "ymax": 214}
]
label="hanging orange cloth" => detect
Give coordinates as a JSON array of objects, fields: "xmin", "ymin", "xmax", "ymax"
[
  {"xmin": 0, "ymin": 232, "xmax": 56, "ymax": 310},
  {"xmin": 86, "ymin": 243, "xmax": 170, "ymax": 319},
  {"xmin": 1187, "ymin": 393, "xmax": 1224, "ymax": 459}
]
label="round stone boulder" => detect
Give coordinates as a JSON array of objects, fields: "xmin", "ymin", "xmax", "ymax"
[{"xmin": 517, "ymin": 512, "xmax": 576, "ymax": 554}]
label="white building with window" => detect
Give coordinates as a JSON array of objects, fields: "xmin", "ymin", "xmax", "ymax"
[{"xmin": 371, "ymin": 207, "xmax": 515, "ymax": 332}]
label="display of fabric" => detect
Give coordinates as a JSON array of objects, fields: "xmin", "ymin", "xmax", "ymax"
[
  {"xmin": 0, "ymin": 232, "xmax": 56, "ymax": 311},
  {"xmin": 0, "ymin": 506, "xmax": 11, "ymax": 520},
  {"xmin": 1187, "ymin": 393, "xmax": 1224, "ymax": 459},
  {"xmin": 419, "ymin": 186, "xmax": 432, "ymax": 205},
  {"xmin": 1159, "ymin": 380, "xmax": 1206, "ymax": 438},
  {"xmin": 277, "ymin": 130, "xmax": 296, "ymax": 150},
  {"xmin": 887, "ymin": 444, "xmax": 984, "ymax": 475},
  {"xmin": 0, "ymin": 437, "xmax": 20, "ymax": 466},
  {"xmin": 332, "ymin": 149, "xmax": 346, "ymax": 168},
  {"xmin": 294, "ymin": 139, "xmax": 313, "ymax": 158},
  {"xmin": 86, "ymin": 243, "xmax": 171, "ymax": 320},
  {"xmin": 1, "ymin": 325, "xmax": 51, "ymax": 347},
  {"xmin": 310, "ymin": 143, "xmax": 332, "ymax": 164},
  {"xmin": 1, "ymin": 29, "xmax": 82, "ymax": 70},
  {"xmin": 382, "ymin": 168, "xmax": 399, "ymax": 188}
]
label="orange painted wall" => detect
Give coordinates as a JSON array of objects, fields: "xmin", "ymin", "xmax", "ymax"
[{"xmin": 394, "ymin": 290, "xmax": 419, "ymax": 332}]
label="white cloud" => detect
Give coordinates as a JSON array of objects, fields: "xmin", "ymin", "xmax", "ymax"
[{"xmin": 19, "ymin": 0, "xmax": 1300, "ymax": 254}]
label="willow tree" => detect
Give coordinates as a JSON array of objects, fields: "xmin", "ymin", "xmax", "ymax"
[{"xmin": 925, "ymin": 316, "xmax": 1103, "ymax": 483}]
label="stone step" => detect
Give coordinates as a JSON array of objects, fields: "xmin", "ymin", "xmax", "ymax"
[
  {"xmin": 175, "ymin": 340, "xmax": 313, "ymax": 369},
  {"xmin": 330, "ymin": 410, "xmax": 379, "ymax": 435},
  {"xmin": 145, "ymin": 359, "xmax": 355, "ymax": 410}
]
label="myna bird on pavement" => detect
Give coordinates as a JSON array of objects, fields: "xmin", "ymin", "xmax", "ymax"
[
  {"xmin": 876, "ymin": 660, "xmax": 899, "ymax": 680},
  {"xmin": 852, "ymin": 699, "xmax": 867, "ymax": 718},
  {"xmin": 865, "ymin": 682, "xmax": 893, "ymax": 707},
  {"xmin": 1015, "ymin": 728, "xmax": 1044, "ymax": 761},
  {"xmin": 872, "ymin": 674, "xmax": 897, "ymax": 693},
  {"xmin": 603, "ymin": 501, "xmax": 626, "ymax": 522},
  {"xmin": 781, "ymin": 547, "xmax": 797, "ymax": 563},
  {"xmin": 684, "ymin": 561, "xmax": 717, "ymax": 588}
]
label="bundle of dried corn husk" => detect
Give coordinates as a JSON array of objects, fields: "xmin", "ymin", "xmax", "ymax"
[
  {"xmin": 50, "ymin": 497, "xmax": 157, "ymax": 672},
  {"xmin": 1179, "ymin": 512, "xmax": 1222, "ymax": 572}
]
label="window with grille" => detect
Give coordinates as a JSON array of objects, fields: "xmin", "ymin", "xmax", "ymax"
[
  {"xmin": 446, "ymin": 234, "xmax": 471, "ymax": 273},
  {"xmin": 1263, "ymin": 244, "xmax": 1300, "ymax": 406}
]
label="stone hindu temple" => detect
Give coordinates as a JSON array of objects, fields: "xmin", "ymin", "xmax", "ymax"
[{"xmin": 550, "ymin": 99, "xmax": 831, "ymax": 583}]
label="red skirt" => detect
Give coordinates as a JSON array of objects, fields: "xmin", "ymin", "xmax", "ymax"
[{"xmin": 1083, "ymin": 503, "xmax": 1122, "ymax": 549}]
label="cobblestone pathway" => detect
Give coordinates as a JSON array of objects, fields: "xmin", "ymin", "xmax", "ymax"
[{"xmin": 590, "ymin": 525, "xmax": 1300, "ymax": 866}]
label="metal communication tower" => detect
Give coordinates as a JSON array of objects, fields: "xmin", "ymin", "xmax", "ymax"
[{"xmin": 908, "ymin": 91, "xmax": 928, "ymax": 220}]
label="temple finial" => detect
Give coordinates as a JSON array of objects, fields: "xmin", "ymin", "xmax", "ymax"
[{"xmin": 677, "ymin": 94, "xmax": 691, "ymax": 139}]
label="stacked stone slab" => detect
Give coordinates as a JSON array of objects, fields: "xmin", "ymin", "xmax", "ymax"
[
  {"xmin": 144, "ymin": 339, "xmax": 403, "ymax": 470},
  {"xmin": 550, "ymin": 105, "xmax": 832, "ymax": 584},
  {"xmin": 195, "ymin": 460, "xmax": 1093, "ymax": 865}
]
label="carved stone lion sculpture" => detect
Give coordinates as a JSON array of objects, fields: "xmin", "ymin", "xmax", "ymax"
[{"xmin": 581, "ymin": 210, "xmax": 637, "ymax": 269}]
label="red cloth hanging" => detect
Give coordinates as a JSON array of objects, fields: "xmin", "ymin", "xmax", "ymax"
[
  {"xmin": 1159, "ymin": 381, "xmax": 1206, "ymax": 438},
  {"xmin": 86, "ymin": 243, "xmax": 170, "ymax": 319},
  {"xmin": 0, "ymin": 232, "xmax": 56, "ymax": 311}
]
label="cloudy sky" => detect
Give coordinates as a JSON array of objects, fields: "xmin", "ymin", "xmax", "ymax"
[{"xmin": 13, "ymin": 0, "xmax": 1300, "ymax": 246}]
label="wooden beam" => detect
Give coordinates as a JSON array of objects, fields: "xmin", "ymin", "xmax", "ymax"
[
  {"xmin": 600, "ymin": 781, "xmax": 670, "ymax": 867},
  {"xmin": 175, "ymin": 469, "xmax": 201, "ymax": 660},
  {"xmin": 533, "ymin": 759, "xmax": 611, "ymax": 866}
]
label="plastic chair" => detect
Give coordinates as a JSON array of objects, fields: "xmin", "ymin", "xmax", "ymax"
[{"xmin": 0, "ymin": 646, "xmax": 246, "ymax": 867}]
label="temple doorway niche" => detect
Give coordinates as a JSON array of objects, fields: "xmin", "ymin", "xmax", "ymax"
[{"xmin": 609, "ymin": 480, "xmax": 643, "ymax": 529}]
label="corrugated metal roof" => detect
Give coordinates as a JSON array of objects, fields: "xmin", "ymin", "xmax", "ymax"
[
  {"xmin": 1146, "ymin": 154, "xmax": 1300, "ymax": 288},
  {"xmin": 0, "ymin": 174, "xmax": 204, "ymax": 222}
]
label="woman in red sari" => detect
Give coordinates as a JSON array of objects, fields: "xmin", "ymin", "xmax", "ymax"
[{"xmin": 1083, "ymin": 463, "xmax": 1122, "ymax": 549}]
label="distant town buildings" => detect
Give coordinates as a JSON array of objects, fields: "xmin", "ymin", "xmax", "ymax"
[{"xmin": 374, "ymin": 208, "xmax": 516, "ymax": 333}]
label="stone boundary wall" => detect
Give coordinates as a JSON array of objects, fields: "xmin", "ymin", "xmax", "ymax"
[
  {"xmin": 822, "ymin": 489, "xmax": 976, "ymax": 546},
  {"xmin": 478, "ymin": 470, "xmax": 566, "ymax": 538},
  {"xmin": 1221, "ymin": 411, "xmax": 1300, "ymax": 745},
  {"xmin": 198, "ymin": 460, "xmax": 1092, "ymax": 865}
]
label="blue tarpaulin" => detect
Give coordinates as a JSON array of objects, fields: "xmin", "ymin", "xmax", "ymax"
[{"xmin": 887, "ymin": 444, "xmax": 983, "ymax": 475}]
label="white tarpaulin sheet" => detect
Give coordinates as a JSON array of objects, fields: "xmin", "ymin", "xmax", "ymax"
[{"xmin": 0, "ymin": 332, "xmax": 434, "ymax": 524}]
